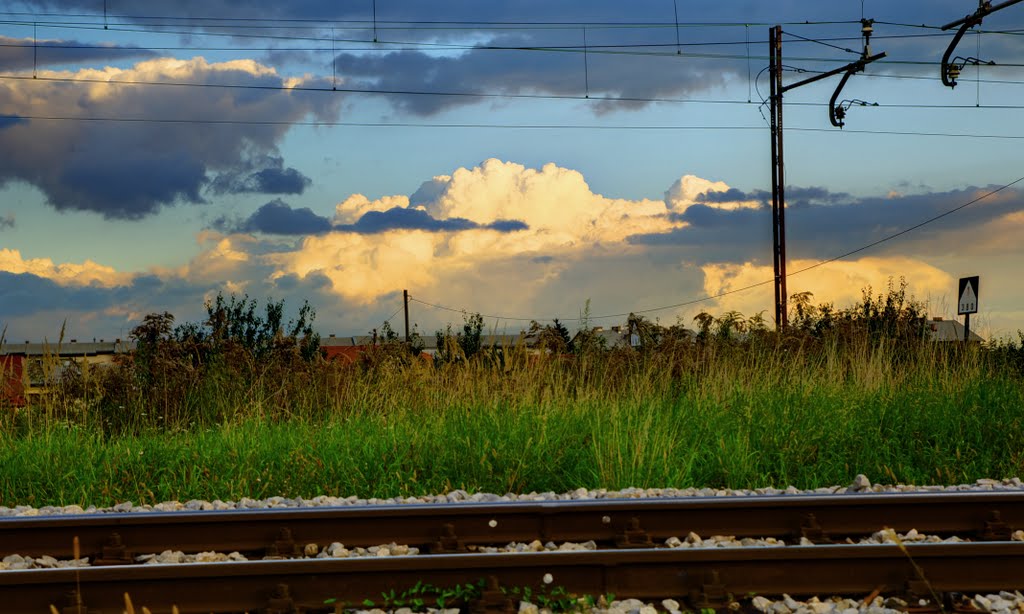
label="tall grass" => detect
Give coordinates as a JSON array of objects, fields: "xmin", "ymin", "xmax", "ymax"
[{"xmin": 1, "ymin": 326, "xmax": 1021, "ymax": 507}]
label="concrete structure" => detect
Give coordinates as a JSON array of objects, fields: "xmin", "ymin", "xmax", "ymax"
[{"xmin": 926, "ymin": 316, "xmax": 985, "ymax": 343}]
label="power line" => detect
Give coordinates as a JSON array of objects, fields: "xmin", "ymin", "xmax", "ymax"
[
  {"xmin": 7, "ymin": 114, "xmax": 1024, "ymax": 138},
  {"xmin": 0, "ymin": 113, "xmax": 766, "ymax": 130},
  {"xmin": 10, "ymin": 19, "xmax": 1024, "ymax": 70},
  {"xmin": 0, "ymin": 10, "xmax": 858, "ymax": 29},
  {"xmin": 3, "ymin": 27, "xmax": 1002, "ymax": 52},
  {"xmin": 382, "ymin": 304, "xmax": 405, "ymax": 326},
  {"xmin": 409, "ymin": 173, "xmax": 1024, "ymax": 323},
  {"xmin": 6, "ymin": 73, "xmax": 1024, "ymax": 110},
  {"xmin": 781, "ymin": 29, "xmax": 860, "ymax": 55}
]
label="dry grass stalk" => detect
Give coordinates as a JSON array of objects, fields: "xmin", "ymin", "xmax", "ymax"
[{"xmin": 885, "ymin": 527, "xmax": 945, "ymax": 613}]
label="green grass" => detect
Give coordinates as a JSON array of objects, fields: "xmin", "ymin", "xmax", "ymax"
[{"xmin": 2, "ymin": 337, "xmax": 1022, "ymax": 508}]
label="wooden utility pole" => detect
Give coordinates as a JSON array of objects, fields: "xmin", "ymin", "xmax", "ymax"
[
  {"xmin": 403, "ymin": 289, "xmax": 410, "ymax": 343},
  {"xmin": 767, "ymin": 23, "xmax": 885, "ymax": 331}
]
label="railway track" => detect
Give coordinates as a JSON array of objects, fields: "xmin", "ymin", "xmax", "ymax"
[{"xmin": 2, "ymin": 492, "xmax": 1022, "ymax": 613}]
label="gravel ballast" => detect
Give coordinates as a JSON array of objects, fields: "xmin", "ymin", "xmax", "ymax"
[{"xmin": 1, "ymin": 475, "xmax": 1022, "ymax": 517}]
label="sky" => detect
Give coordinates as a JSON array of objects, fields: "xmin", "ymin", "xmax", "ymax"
[{"xmin": 1, "ymin": 0, "xmax": 1023, "ymax": 342}]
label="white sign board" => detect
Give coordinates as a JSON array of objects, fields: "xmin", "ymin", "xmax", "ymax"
[{"xmin": 958, "ymin": 276, "xmax": 979, "ymax": 315}]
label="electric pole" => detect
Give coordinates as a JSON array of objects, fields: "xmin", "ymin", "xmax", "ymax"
[
  {"xmin": 403, "ymin": 289, "xmax": 410, "ymax": 343},
  {"xmin": 768, "ymin": 22, "xmax": 885, "ymax": 330},
  {"xmin": 769, "ymin": 26, "xmax": 786, "ymax": 330}
]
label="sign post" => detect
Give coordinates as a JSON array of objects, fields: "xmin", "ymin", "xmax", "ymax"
[{"xmin": 957, "ymin": 276, "xmax": 979, "ymax": 342}]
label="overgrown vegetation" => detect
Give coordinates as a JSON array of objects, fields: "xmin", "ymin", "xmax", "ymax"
[{"xmin": 1, "ymin": 280, "xmax": 1022, "ymax": 507}]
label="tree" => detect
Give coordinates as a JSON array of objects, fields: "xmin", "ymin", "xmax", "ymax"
[
  {"xmin": 528, "ymin": 318, "xmax": 572, "ymax": 354},
  {"xmin": 434, "ymin": 312, "xmax": 485, "ymax": 365},
  {"xmin": 175, "ymin": 292, "xmax": 320, "ymax": 362}
]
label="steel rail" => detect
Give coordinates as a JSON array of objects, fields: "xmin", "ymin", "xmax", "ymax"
[
  {"xmin": 3, "ymin": 543, "xmax": 1023, "ymax": 613},
  {"xmin": 1, "ymin": 492, "xmax": 1021, "ymax": 563}
]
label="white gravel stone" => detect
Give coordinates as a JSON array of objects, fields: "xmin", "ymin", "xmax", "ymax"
[
  {"xmin": 332, "ymin": 591, "xmax": 1024, "ymax": 614},
  {"xmin": 666, "ymin": 534, "xmax": 784, "ymax": 548},
  {"xmin": 3, "ymin": 477, "xmax": 1024, "ymax": 517}
]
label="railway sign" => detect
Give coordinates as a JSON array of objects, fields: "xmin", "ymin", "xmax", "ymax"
[
  {"xmin": 957, "ymin": 276, "xmax": 979, "ymax": 342},
  {"xmin": 958, "ymin": 276, "xmax": 979, "ymax": 315}
]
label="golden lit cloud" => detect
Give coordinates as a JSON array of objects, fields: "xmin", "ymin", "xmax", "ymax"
[
  {"xmin": 0, "ymin": 248, "xmax": 132, "ymax": 287},
  {"xmin": 700, "ymin": 257, "xmax": 955, "ymax": 321},
  {"xmin": 271, "ymin": 159, "xmax": 684, "ymax": 303}
]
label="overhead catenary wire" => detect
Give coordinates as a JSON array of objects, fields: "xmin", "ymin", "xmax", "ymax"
[
  {"xmin": 0, "ymin": 10, "xmax": 860, "ymax": 29},
  {"xmin": 2, "ymin": 27, "xmax": 1018, "ymax": 53},
  {"xmin": 6, "ymin": 114, "xmax": 1024, "ymax": 139},
  {"xmin": 7, "ymin": 19, "xmax": 1024, "ymax": 72},
  {"xmin": 409, "ymin": 173, "xmax": 1024, "ymax": 323},
  {"xmin": 6, "ymin": 72, "xmax": 1024, "ymax": 109}
]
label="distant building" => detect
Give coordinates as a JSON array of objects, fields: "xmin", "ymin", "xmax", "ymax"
[
  {"xmin": 0, "ymin": 339, "xmax": 134, "ymax": 406},
  {"xmin": 319, "ymin": 331, "xmax": 543, "ymax": 362},
  {"xmin": 926, "ymin": 316, "xmax": 985, "ymax": 342}
]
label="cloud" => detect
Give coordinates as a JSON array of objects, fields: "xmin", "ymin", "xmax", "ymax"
[
  {"xmin": 219, "ymin": 198, "xmax": 530, "ymax": 236},
  {"xmin": 13, "ymin": 1, "xmax": 1024, "ymax": 102},
  {"xmin": 332, "ymin": 31, "xmax": 740, "ymax": 116},
  {"xmin": 337, "ymin": 207, "xmax": 528, "ymax": 234},
  {"xmin": 0, "ymin": 212, "xmax": 13, "ymax": 230},
  {"xmin": 698, "ymin": 257, "xmax": 955, "ymax": 322},
  {"xmin": 0, "ymin": 271, "xmax": 117, "ymax": 318},
  {"xmin": 207, "ymin": 154, "xmax": 312, "ymax": 196},
  {"xmin": 0, "ymin": 57, "xmax": 340, "ymax": 219},
  {"xmin": 227, "ymin": 198, "xmax": 333, "ymax": 235},
  {"xmin": 0, "ymin": 248, "xmax": 133, "ymax": 287},
  {"xmin": 630, "ymin": 185, "xmax": 1024, "ymax": 264},
  {"xmin": 0, "ymin": 36, "xmax": 156, "ymax": 71},
  {"xmin": 268, "ymin": 159, "xmax": 682, "ymax": 303},
  {"xmin": 3, "ymin": 155, "xmax": 1023, "ymax": 340}
]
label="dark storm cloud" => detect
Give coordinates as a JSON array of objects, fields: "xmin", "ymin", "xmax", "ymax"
[
  {"xmin": 0, "ymin": 59, "xmax": 340, "ymax": 219},
  {"xmin": 208, "ymin": 155, "xmax": 312, "ymax": 196},
  {"xmin": 694, "ymin": 186, "xmax": 847, "ymax": 206},
  {"xmin": 0, "ymin": 36, "xmax": 156, "ymax": 70},
  {"xmin": 338, "ymin": 207, "xmax": 528, "ymax": 234},
  {"xmin": 487, "ymin": 219, "xmax": 530, "ymax": 232},
  {"xmin": 14, "ymin": 1, "xmax": 1024, "ymax": 118},
  {"xmin": 27, "ymin": 1, "xmax": 1006, "ymax": 30},
  {"xmin": 332, "ymin": 29, "xmax": 739, "ymax": 116},
  {"xmin": 0, "ymin": 272, "xmax": 114, "ymax": 316},
  {"xmin": 695, "ymin": 188, "xmax": 759, "ymax": 204},
  {"xmin": 218, "ymin": 202, "xmax": 528, "ymax": 236},
  {"xmin": 0, "ymin": 266, "xmax": 341, "ymax": 340},
  {"xmin": 632, "ymin": 185, "xmax": 1024, "ymax": 264},
  {"xmin": 237, "ymin": 199, "xmax": 332, "ymax": 235}
]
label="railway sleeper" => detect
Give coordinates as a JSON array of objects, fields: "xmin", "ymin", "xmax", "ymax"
[
  {"xmin": 468, "ymin": 576, "xmax": 516, "ymax": 614},
  {"xmin": 265, "ymin": 582, "xmax": 299, "ymax": 614},
  {"xmin": 799, "ymin": 513, "xmax": 831, "ymax": 544},
  {"xmin": 614, "ymin": 517, "xmax": 654, "ymax": 549},
  {"xmin": 93, "ymin": 532, "xmax": 133, "ymax": 566},
  {"xmin": 266, "ymin": 527, "xmax": 303, "ymax": 559},
  {"xmin": 687, "ymin": 569, "xmax": 729, "ymax": 609},
  {"xmin": 979, "ymin": 510, "xmax": 1013, "ymax": 541},
  {"xmin": 60, "ymin": 589, "xmax": 98, "ymax": 614},
  {"xmin": 431, "ymin": 522, "xmax": 467, "ymax": 553}
]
